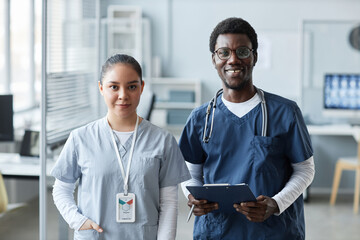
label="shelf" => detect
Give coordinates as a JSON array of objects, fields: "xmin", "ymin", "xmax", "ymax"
[
  {"xmin": 151, "ymin": 78, "xmax": 200, "ymax": 86},
  {"xmin": 154, "ymin": 102, "xmax": 198, "ymax": 109},
  {"xmin": 149, "ymin": 77, "xmax": 201, "ymax": 129},
  {"xmin": 108, "ymin": 48, "xmax": 137, "ymax": 54},
  {"xmin": 107, "ymin": 5, "xmax": 142, "ymax": 64}
]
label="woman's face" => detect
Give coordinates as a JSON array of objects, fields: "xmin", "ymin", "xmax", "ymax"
[{"xmin": 99, "ymin": 63, "xmax": 144, "ymax": 120}]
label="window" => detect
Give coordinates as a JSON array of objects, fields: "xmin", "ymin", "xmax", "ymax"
[
  {"xmin": 0, "ymin": 1, "xmax": 6, "ymax": 93},
  {"xmin": 10, "ymin": 0, "xmax": 32, "ymax": 111},
  {"xmin": 46, "ymin": 0, "xmax": 99, "ymax": 145},
  {"xmin": 0, "ymin": 0, "xmax": 42, "ymax": 112}
]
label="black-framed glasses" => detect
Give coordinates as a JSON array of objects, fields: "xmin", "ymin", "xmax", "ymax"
[{"xmin": 214, "ymin": 46, "xmax": 254, "ymax": 60}]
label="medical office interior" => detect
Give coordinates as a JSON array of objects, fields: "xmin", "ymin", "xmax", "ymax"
[{"xmin": 0, "ymin": 0, "xmax": 360, "ymax": 239}]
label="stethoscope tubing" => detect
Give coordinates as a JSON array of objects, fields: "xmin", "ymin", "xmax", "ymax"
[
  {"xmin": 203, "ymin": 89, "xmax": 223, "ymax": 143},
  {"xmin": 203, "ymin": 87, "xmax": 267, "ymax": 143},
  {"xmin": 259, "ymin": 89, "xmax": 268, "ymax": 137}
]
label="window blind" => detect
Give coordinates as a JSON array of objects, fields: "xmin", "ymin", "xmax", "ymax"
[
  {"xmin": 46, "ymin": 72, "xmax": 98, "ymax": 145},
  {"xmin": 46, "ymin": 0, "xmax": 99, "ymax": 146}
]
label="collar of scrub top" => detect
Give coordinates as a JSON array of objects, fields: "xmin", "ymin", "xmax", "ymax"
[
  {"xmin": 108, "ymin": 115, "xmax": 139, "ymax": 196},
  {"xmin": 202, "ymin": 87, "xmax": 267, "ymax": 143}
]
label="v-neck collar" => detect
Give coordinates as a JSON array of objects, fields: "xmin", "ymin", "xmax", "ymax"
[
  {"xmin": 103, "ymin": 116, "xmax": 145, "ymax": 159},
  {"xmin": 217, "ymin": 94, "xmax": 262, "ymax": 126}
]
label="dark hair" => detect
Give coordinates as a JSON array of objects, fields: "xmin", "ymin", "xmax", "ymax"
[
  {"xmin": 209, "ymin": 17, "xmax": 258, "ymax": 54},
  {"xmin": 100, "ymin": 54, "xmax": 142, "ymax": 84}
]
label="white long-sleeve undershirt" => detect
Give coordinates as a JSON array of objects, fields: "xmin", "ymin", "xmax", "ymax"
[
  {"xmin": 181, "ymin": 157, "xmax": 315, "ymax": 214},
  {"xmin": 157, "ymin": 186, "xmax": 178, "ymax": 240},
  {"xmin": 52, "ymin": 179, "xmax": 88, "ymax": 230},
  {"xmin": 52, "ymin": 179, "xmax": 178, "ymax": 239},
  {"xmin": 272, "ymin": 157, "xmax": 315, "ymax": 214}
]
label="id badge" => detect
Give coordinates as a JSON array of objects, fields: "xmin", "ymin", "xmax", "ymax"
[{"xmin": 116, "ymin": 193, "xmax": 135, "ymax": 222}]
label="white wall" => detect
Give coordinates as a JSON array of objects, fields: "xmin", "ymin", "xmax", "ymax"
[
  {"xmin": 105, "ymin": 0, "xmax": 360, "ymax": 191},
  {"xmin": 171, "ymin": 0, "xmax": 360, "ymax": 102},
  {"xmin": 107, "ymin": 0, "xmax": 360, "ymax": 103}
]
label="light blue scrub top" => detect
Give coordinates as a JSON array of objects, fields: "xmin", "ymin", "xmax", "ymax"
[
  {"xmin": 51, "ymin": 117, "xmax": 191, "ymax": 240},
  {"xmin": 179, "ymin": 91, "xmax": 313, "ymax": 240}
]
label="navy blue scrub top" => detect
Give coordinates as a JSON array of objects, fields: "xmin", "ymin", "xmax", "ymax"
[{"xmin": 179, "ymin": 91, "xmax": 313, "ymax": 240}]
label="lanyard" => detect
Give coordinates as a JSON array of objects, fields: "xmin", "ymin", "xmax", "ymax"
[{"xmin": 109, "ymin": 116, "xmax": 139, "ymax": 195}]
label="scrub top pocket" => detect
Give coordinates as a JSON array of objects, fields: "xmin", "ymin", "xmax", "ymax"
[
  {"xmin": 251, "ymin": 136, "xmax": 284, "ymax": 174},
  {"xmin": 74, "ymin": 229, "xmax": 99, "ymax": 240},
  {"xmin": 136, "ymin": 157, "xmax": 160, "ymax": 190},
  {"xmin": 251, "ymin": 136, "xmax": 291, "ymax": 195},
  {"xmin": 194, "ymin": 213, "xmax": 224, "ymax": 240},
  {"xmin": 142, "ymin": 224, "xmax": 158, "ymax": 240}
]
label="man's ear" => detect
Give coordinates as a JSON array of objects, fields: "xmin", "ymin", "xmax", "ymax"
[
  {"xmin": 212, "ymin": 54, "xmax": 216, "ymax": 68},
  {"xmin": 98, "ymin": 81, "xmax": 104, "ymax": 96},
  {"xmin": 253, "ymin": 52, "xmax": 258, "ymax": 67}
]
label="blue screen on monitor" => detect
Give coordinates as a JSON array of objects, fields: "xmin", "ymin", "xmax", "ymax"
[{"xmin": 324, "ymin": 73, "xmax": 360, "ymax": 109}]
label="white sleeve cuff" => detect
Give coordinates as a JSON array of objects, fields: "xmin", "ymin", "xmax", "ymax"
[
  {"xmin": 180, "ymin": 162, "xmax": 204, "ymax": 199},
  {"xmin": 272, "ymin": 156, "xmax": 315, "ymax": 215}
]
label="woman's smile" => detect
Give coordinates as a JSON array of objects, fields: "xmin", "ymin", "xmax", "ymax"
[{"xmin": 115, "ymin": 103, "xmax": 131, "ymax": 108}]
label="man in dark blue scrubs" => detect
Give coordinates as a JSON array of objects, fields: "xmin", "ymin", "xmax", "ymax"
[{"xmin": 180, "ymin": 17, "xmax": 315, "ymax": 240}]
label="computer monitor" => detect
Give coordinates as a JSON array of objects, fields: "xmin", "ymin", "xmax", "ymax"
[
  {"xmin": 0, "ymin": 94, "xmax": 14, "ymax": 141},
  {"xmin": 323, "ymin": 73, "xmax": 360, "ymax": 120}
]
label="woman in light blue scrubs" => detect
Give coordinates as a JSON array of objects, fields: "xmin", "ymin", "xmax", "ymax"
[{"xmin": 51, "ymin": 54, "xmax": 191, "ymax": 240}]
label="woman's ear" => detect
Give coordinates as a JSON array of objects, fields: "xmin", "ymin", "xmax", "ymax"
[
  {"xmin": 98, "ymin": 81, "xmax": 104, "ymax": 96},
  {"xmin": 141, "ymin": 80, "xmax": 145, "ymax": 94}
]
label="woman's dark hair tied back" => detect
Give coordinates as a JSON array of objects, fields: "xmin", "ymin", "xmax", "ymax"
[{"xmin": 100, "ymin": 54, "xmax": 142, "ymax": 84}]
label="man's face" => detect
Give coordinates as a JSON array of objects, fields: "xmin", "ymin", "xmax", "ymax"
[{"xmin": 212, "ymin": 33, "xmax": 257, "ymax": 91}]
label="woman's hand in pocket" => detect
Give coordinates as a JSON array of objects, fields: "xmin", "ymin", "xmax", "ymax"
[{"xmin": 79, "ymin": 219, "xmax": 103, "ymax": 233}]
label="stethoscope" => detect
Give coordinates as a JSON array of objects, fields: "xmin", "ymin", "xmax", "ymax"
[{"xmin": 202, "ymin": 87, "xmax": 268, "ymax": 143}]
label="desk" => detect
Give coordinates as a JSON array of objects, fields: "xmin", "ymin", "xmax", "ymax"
[
  {"xmin": 307, "ymin": 124, "xmax": 360, "ymax": 140},
  {"xmin": 0, "ymin": 153, "xmax": 54, "ymax": 178},
  {"xmin": 0, "ymin": 153, "xmax": 67, "ymax": 240},
  {"xmin": 305, "ymin": 124, "xmax": 360, "ymax": 198},
  {"xmin": 306, "ymin": 124, "xmax": 360, "ymax": 197}
]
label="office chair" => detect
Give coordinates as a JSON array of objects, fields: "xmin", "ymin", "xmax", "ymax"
[
  {"xmin": 20, "ymin": 130, "xmax": 40, "ymax": 157},
  {"xmin": 330, "ymin": 141, "xmax": 360, "ymax": 214},
  {"xmin": 0, "ymin": 172, "xmax": 8, "ymax": 214}
]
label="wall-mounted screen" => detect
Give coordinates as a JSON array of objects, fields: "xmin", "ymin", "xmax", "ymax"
[
  {"xmin": 324, "ymin": 73, "xmax": 360, "ymax": 109},
  {"xmin": 323, "ymin": 74, "xmax": 360, "ymax": 120},
  {"xmin": 0, "ymin": 95, "xmax": 14, "ymax": 141}
]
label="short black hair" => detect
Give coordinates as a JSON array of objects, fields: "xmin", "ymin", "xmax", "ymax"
[
  {"xmin": 209, "ymin": 17, "xmax": 258, "ymax": 54},
  {"xmin": 100, "ymin": 54, "xmax": 142, "ymax": 84}
]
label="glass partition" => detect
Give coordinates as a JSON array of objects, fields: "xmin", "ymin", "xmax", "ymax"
[{"xmin": 42, "ymin": 0, "xmax": 100, "ymax": 239}]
